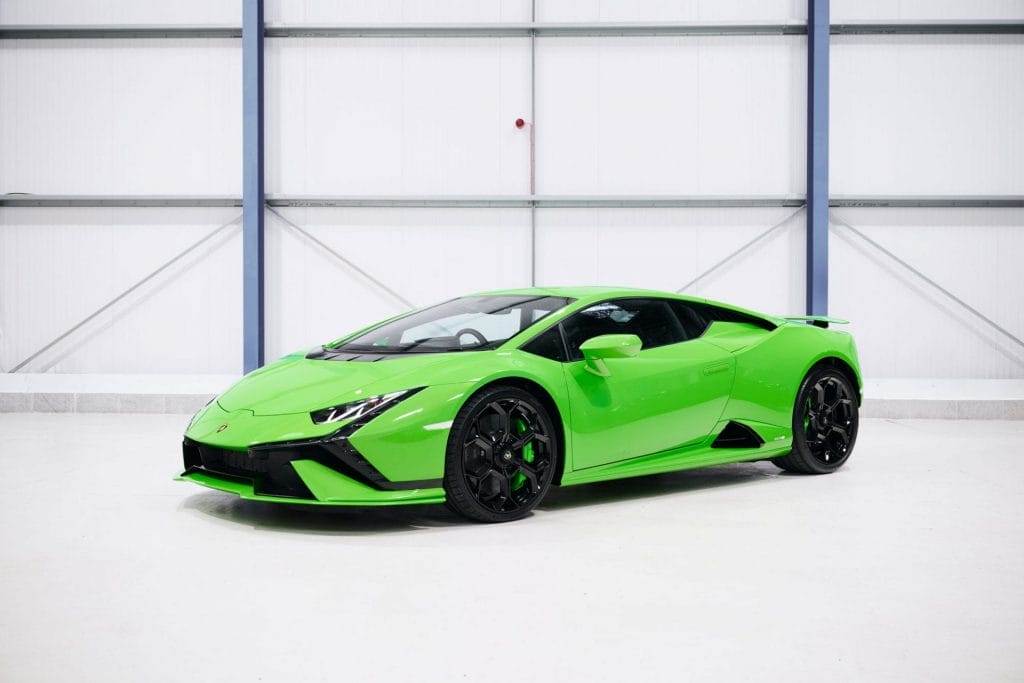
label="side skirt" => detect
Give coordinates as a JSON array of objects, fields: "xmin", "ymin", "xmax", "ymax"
[{"xmin": 559, "ymin": 438, "xmax": 791, "ymax": 488}]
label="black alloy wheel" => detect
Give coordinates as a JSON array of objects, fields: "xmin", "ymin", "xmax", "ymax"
[
  {"xmin": 444, "ymin": 386, "xmax": 558, "ymax": 522},
  {"xmin": 773, "ymin": 367, "xmax": 859, "ymax": 474}
]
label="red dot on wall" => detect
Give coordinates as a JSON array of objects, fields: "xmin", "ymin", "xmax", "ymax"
[{"xmin": 514, "ymin": 118, "xmax": 526, "ymax": 129}]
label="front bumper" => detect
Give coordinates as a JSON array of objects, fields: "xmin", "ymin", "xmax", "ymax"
[{"xmin": 178, "ymin": 429, "xmax": 445, "ymax": 506}]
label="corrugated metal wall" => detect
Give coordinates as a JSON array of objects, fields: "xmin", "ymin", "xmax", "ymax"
[{"xmin": 1, "ymin": 1, "xmax": 1022, "ymax": 379}]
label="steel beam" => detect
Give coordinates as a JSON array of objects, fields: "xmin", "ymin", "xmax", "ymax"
[
  {"xmin": 831, "ymin": 21, "xmax": 1024, "ymax": 35},
  {"xmin": 831, "ymin": 195, "xmax": 1024, "ymax": 208},
  {"xmin": 242, "ymin": 0, "xmax": 265, "ymax": 373},
  {"xmin": 0, "ymin": 25, "xmax": 241, "ymax": 39},
  {"xmin": 0, "ymin": 195, "xmax": 240, "ymax": 207},
  {"xmin": 806, "ymin": 0, "xmax": 829, "ymax": 316},
  {"xmin": 264, "ymin": 22, "xmax": 807, "ymax": 38},
  {"xmin": 3, "ymin": 21, "xmax": 1020, "ymax": 41},
  {"xmin": 265, "ymin": 195, "xmax": 806, "ymax": 208},
  {"xmin": 3, "ymin": 195, "xmax": 1022, "ymax": 210}
]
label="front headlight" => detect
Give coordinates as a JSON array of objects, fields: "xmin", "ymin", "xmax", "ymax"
[{"xmin": 310, "ymin": 388, "xmax": 421, "ymax": 425}]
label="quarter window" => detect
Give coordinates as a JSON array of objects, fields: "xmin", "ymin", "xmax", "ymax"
[{"xmin": 521, "ymin": 326, "xmax": 567, "ymax": 362}]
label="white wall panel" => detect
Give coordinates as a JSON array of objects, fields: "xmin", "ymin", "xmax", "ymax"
[
  {"xmin": 0, "ymin": 208, "xmax": 242, "ymax": 374},
  {"xmin": 832, "ymin": 36, "xmax": 1024, "ymax": 194},
  {"xmin": 265, "ymin": 207, "xmax": 531, "ymax": 358},
  {"xmin": 536, "ymin": 208, "xmax": 805, "ymax": 316},
  {"xmin": 536, "ymin": 37, "xmax": 805, "ymax": 194},
  {"xmin": 832, "ymin": 1, "xmax": 1024, "ymax": 22},
  {"xmin": 0, "ymin": 1, "xmax": 238, "ymax": 24},
  {"xmin": 831, "ymin": 209, "xmax": 1024, "ymax": 379},
  {"xmin": 266, "ymin": 38, "xmax": 531, "ymax": 195},
  {"xmin": 266, "ymin": 1, "xmax": 530, "ymax": 24},
  {"xmin": 539, "ymin": 1, "xmax": 805, "ymax": 23},
  {"xmin": 0, "ymin": 40, "xmax": 240, "ymax": 195}
]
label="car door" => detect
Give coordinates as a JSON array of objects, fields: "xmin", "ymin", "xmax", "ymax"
[{"xmin": 561, "ymin": 298, "xmax": 735, "ymax": 470}]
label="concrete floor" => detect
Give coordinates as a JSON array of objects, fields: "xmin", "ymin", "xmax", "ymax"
[{"xmin": 1, "ymin": 415, "xmax": 1022, "ymax": 682}]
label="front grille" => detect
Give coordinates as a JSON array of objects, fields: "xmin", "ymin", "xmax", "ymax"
[
  {"xmin": 220, "ymin": 448, "xmax": 270, "ymax": 474},
  {"xmin": 183, "ymin": 438, "xmax": 313, "ymax": 498},
  {"xmin": 183, "ymin": 421, "xmax": 443, "ymax": 499}
]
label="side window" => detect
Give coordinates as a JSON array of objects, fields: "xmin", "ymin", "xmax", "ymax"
[
  {"xmin": 670, "ymin": 301, "xmax": 711, "ymax": 339},
  {"xmin": 562, "ymin": 299, "xmax": 685, "ymax": 360},
  {"xmin": 521, "ymin": 326, "xmax": 567, "ymax": 362}
]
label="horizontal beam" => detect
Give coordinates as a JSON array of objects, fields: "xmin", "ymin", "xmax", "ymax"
[
  {"xmin": 3, "ymin": 195, "xmax": 1023, "ymax": 209},
  {"xmin": 3, "ymin": 21, "xmax": 1019, "ymax": 40},
  {"xmin": 265, "ymin": 22, "xmax": 807, "ymax": 38},
  {"xmin": 266, "ymin": 195, "xmax": 806, "ymax": 208},
  {"xmin": 830, "ymin": 196, "xmax": 1024, "ymax": 208},
  {"xmin": 0, "ymin": 25, "xmax": 241, "ymax": 39},
  {"xmin": 0, "ymin": 195, "xmax": 240, "ymax": 207},
  {"xmin": 831, "ymin": 21, "xmax": 1024, "ymax": 35}
]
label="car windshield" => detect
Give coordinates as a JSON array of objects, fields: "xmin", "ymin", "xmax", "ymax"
[{"xmin": 334, "ymin": 295, "xmax": 572, "ymax": 354}]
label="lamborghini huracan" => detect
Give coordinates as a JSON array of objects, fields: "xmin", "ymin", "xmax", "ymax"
[{"xmin": 179, "ymin": 287, "xmax": 861, "ymax": 522}]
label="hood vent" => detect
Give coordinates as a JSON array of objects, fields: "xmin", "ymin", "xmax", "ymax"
[{"xmin": 306, "ymin": 348, "xmax": 399, "ymax": 362}]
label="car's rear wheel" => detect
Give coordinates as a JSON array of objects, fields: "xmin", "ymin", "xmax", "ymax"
[
  {"xmin": 773, "ymin": 367, "xmax": 859, "ymax": 474},
  {"xmin": 443, "ymin": 385, "xmax": 558, "ymax": 523}
]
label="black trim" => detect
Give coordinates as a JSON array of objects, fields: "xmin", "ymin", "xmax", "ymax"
[
  {"xmin": 711, "ymin": 421, "xmax": 765, "ymax": 449},
  {"xmin": 182, "ymin": 418, "xmax": 442, "ymax": 498}
]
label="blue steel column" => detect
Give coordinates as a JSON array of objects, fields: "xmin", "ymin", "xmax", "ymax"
[
  {"xmin": 242, "ymin": 0, "xmax": 265, "ymax": 372},
  {"xmin": 806, "ymin": 0, "xmax": 829, "ymax": 315}
]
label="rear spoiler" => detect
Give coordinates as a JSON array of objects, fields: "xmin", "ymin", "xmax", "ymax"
[{"xmin": 784, "ymin": 315, "xmax": 849, "ymax": 329}]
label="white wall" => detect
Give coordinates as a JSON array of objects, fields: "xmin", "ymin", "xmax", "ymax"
[
  {"xmin": 535, "ymin": 36, "xmax": 805, "ymax": 194},
  {"xmin": 831, "ymin": 208, "xmax": 1024, "ymax": 379},
  {"xmin": 1, "ymin": 1, "xmax": 1022, "ymax": 381},
  {"xmin": 266, "ymin": 37, "xmax": 531, "ymax": 195},
  {"xmin": 265, "ymin": 207, "xmax": 531, "ymax": 358},
  {"xmin": 831, "ymin": 33, "xmax": 1024, "ymax": 379},
  {"xmin": 0, "ymin": 208, "xmax": 242, "ymax": 374},
  {"xmin": 0, "ymin": 39, "xmax": 240, "ymax": 195},
  {"xmin": 831, "ymin": 0, "xmax": 1024, "ymax": 21},
  {"xmin": 0, "ymin": 1, "xmax": 238, "ymax": 25},
  {"xmin": 265, "ymin": 31, "xmax": 807, "ymax": 358},
  {"xmin": 0, "ymin": 33, "xmax": 241, "ymax": 373}
]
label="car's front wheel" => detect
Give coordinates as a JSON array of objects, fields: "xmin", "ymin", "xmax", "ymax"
[
  {"xmin": 443, "ymin": 385, "xmax": 558, "ymax": 523},
  {"xmin": 773, "ymin": 366, "xmax": 859, "ymax": 474}
]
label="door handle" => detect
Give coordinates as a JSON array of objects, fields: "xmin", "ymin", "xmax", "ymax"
[{"xmin": 702, "ymin": 361, "xmax": 731, "ymax": 376}]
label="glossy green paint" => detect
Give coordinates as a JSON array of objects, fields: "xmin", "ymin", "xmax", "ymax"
[{"xmin": 180, "ymin": 286, "xmax": 862, "ymax": 507}]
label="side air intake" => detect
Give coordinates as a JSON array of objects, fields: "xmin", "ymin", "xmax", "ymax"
[{"xmin": 711, "ymin": 421, "xmax": 765, "ymax": 449}]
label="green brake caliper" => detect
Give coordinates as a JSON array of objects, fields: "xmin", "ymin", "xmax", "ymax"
[{"xmin": 511, "ymin": 418, "xmax": 533, "ymax": 491}]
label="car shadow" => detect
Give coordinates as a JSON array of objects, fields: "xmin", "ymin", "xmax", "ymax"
[
  {"xmin": 180, "ymin": 492, "xmax": 461, "ymax": 535},
  {"xmin": 538, "ymin": 461, "xmax": 785, "ymax": 512},
  {"xmin": 180, "ymin": 461, "xmax": 790, "ymax": 535}
]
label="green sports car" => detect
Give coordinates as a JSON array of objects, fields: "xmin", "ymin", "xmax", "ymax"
[{"xmin": 179, "ymin": 287, "xmax": 861, "ymax": 522}]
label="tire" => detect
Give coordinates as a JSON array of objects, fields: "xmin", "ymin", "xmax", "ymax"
[
  {"xmin": 773, "ymin": 366, "xmax": 859, "ymax": 474},
  {"xmin": 443, "ymin": 385, "xmax": 559, "ymax": 523}
]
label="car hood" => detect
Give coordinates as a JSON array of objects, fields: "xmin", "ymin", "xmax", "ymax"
[{"xmin": 217, "ymin": 351, "xmax": 462, "ymax": 416}]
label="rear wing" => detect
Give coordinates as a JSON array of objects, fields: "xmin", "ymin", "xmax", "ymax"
[{"xmin": 784, "ymin": 315, "xmax": 850, "ymax": 329}]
